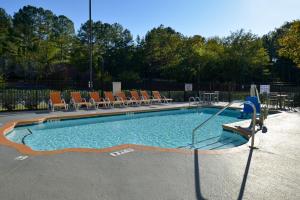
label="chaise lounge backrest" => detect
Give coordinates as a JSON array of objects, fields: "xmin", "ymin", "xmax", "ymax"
[
  {"xmin": 90, "ymin": 92, "xmax": 101, "ymax": 102},
  {"xmin": 130, "ymin": 91, "xmax": 141, "ymax": 100},
  {"xmin": 243, "ymin": 96, "xmax": 261, "ymax": 114},
  {"xmin": 152, "ymin": 91, "xmax": 161, "ymax": 99},
  {"xmin": 50, "ymin": 92, "xmax": 62, "ymax": 104},
  {"xmin": 116, "ymin": 91, "xmax": 127, "ymax": 101},
  {"xmin": 71, "ymin": 92, "xmax": 83, "ymax": 103},
  {"xmin": 104, "ymin": 91, "xmax": 115, "ymax": 102},
  {"xmin": 141, "ymin": 91, "xmax": 150, "ymax": 100}
]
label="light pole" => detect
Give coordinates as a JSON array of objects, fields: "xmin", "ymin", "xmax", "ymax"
[{"xmin": 88, "ymin": 0, "xmax": 93, "ymax": 90}]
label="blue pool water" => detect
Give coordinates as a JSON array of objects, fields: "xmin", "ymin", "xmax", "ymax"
[{"xmin": 6, "ymin": 108, "xmax": 248, "ymax": 151}]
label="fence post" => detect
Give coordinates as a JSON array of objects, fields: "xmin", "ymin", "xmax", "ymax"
[{"xmin": 35, "ymin": 80, "xmax": 38, "ymax": 110}]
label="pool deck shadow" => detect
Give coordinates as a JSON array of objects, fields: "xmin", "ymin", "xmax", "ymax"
[
  {"xmin": 237, "ymin": 147, "xmax": 254, "ymax": 200},
  {"xmin": 194, "ymin": 149, "xmax": 207, "ymax": 200}
]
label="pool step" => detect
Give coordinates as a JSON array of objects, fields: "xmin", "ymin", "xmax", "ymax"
[
  {"xmin": 209, "ymin": 139, "xmax": 245, "ymax": 150},
  {"xmin": 193, "ymin": 137, "xmax": 231, "ymax": 150},
  {"xmin": 177, "ymin": 136, "xmax": 221, "ymax": 149},
  {"xmin": 193, "ymin": 137, "xmax": 244, "ymax": 150}
]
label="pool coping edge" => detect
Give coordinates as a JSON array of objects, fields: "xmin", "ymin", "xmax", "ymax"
[{"xmin": 0, "ymin": 105, "xmax": 256, "ymax": 156}]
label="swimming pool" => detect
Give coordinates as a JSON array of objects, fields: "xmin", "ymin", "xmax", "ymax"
[{"xmin": 5, "ymin": 108, "xmax": 248, "ymax": 151}]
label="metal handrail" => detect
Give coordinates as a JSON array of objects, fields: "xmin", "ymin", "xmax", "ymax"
[
  {"xmin": 21, "ymin": 128, "xmax": 33, "ymax": 144},
  {"xmin": 191, "ymin": 100, "xmax": 257, "ymax": 148},
  {"xmin": 244, "ymin": 101, "xmax": 256, "ymax": 148}
]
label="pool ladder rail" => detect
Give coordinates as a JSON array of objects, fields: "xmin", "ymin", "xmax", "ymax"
[
  {"xmin": 191, "ymin": 100, "xmax": 257, "ymax": 148},
  {"xmin": 21, "ymin": 128, "xmax": 33, "ymax": 144}
]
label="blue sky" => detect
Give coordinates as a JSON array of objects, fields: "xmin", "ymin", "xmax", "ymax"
[{"xmin": 1, "ymin": 0, "xmax": 300, "ymax": 39}]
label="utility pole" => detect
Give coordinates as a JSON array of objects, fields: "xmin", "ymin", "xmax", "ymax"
[{"xmin": 88, "ymin": 0, "xmax": 93, "ymax": 90}]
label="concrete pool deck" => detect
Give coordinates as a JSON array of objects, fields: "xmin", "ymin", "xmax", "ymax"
[{"xmin": 0, "ymin": 103, "xmax": 299, "ymax": 199}]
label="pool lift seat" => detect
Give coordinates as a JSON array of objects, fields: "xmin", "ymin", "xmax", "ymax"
[{"xmin": 240, "ymin": 96, "xmax": 261, "ymax": 118}]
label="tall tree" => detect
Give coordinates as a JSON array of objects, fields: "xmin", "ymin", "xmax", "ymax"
[
  {"xmin": 223, "ymin": 30, "xmax": 269, "ymax": 83},
  {"xmin": 0, "ymin": 8, "xmax": 12, "ymax": 78},
  {"xmin": 74, "ymin": 21, "xmax": 134, "ymax": 82},
  {"xmin": 278, "ymin": 20, "xmax": 300, "ymax": 67},
  {"xmin": 177, "ymin": 35, "xmax": 205, "ymax": 83},
  {"xmin": 0, "ymin": 8, "xmax": 11, "ymax": 55},
  {"xmin": 52, "ymin": 15, "xmax": 75, "ymax": 63},
  {"xmin": 0, "ymin": 6, "xmax": 299, "ymax": 85},
  {"xmin": 262, "ymin": 21, "xmax": 299, "ymax": 82},
  {"xmin": 12, "ymin": 6, "xmax": 58, "ymax": 79},
  {"xmin": 143, "ymin": 25, "xmax": 184, "ymax": 79}
]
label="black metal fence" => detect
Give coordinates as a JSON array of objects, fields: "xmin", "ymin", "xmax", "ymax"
[{"xmin": 0, "ymin": 80, "xmax": 299, "ymax": 112}]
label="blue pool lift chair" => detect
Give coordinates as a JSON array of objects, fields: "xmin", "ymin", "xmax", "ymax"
[
  {"xmin": 240, "ymin": 96, "xmax": 261, "ymax": 119},
  {"xmin": 240, "ymin": 96, "xmax": 264, "ymax": 131}
]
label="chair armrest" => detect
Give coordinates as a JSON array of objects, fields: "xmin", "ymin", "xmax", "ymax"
[
  {"xmin": 61, "ymin": 99, "xmax": 66, "ymax": 104},
  {"xmin": 115, "ymin": 96, "xmax": 122, "ymax": 101},
  {"xmin": 89, "ymin": 98, "xmax": 95, "ymax": 104},
  {"xmin": 104, "ymin": 97, "xmax": 111, "ymax": 104},
  {"xmin": 82, "ymin": 98, "xmax": 87, "ymax": 103},
  {"xmin": 70, "ymin": 98, "xmax": 75, "ymax": 104},
  {"xmin": 116, "ymin": 96, "xmax": 125, "ymax": 103},
  {"xmin": 189, "ymin": 97, "xmax": 195, "ymax": 101}
]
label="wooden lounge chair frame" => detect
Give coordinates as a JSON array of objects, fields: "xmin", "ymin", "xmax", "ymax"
[
  {"xmin": 48, "ymin": 91, "xmax": 68, "ymax": 112},
  {"xmin": 70, "ymin": 92, "xmax": 91, "ymax": 110}
]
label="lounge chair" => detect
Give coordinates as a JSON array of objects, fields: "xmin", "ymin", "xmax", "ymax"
[
  {"xmin": 48, "ymin": 91, "xmax": 68, "ymax": 111},
  {"xmin": 130, "ymin": 90, "xmax": 151, "ymax": 105},
  {"xmin": 104, "ymin": 91, "xmax": 125, "ymax": 107},
  {"xmin": 152, "ymin": 91, "xmax": 173, "ymax": 103},
  {"xmin": 140, "ymin": 90, "xmax": 159, "ymax": 104},
  {"xmin": 89, "ymin": 91, "xmax": 110, "ymax": 109},
  {"xmin": 116, "ymin": 91, "xmax": 140, "ymax": 106},
  {"xmin": 70, "ymin": 92, "xmax": 91, "ymax": 110}
]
